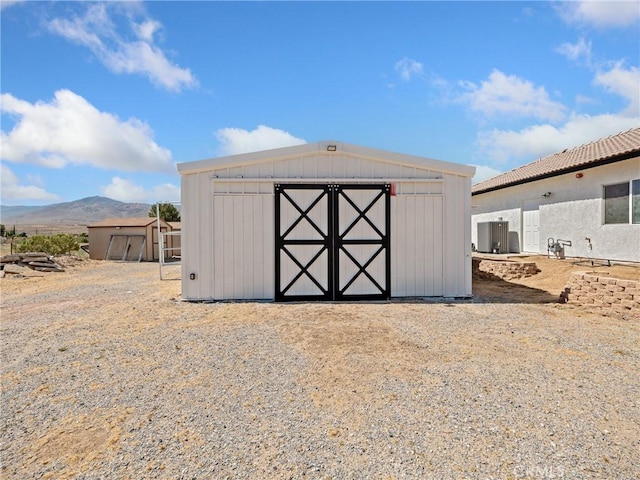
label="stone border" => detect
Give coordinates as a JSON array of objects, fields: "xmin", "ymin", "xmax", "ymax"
[
  {"xmin": 562, "ymin": 272, "xmax": 639, "ymax": 319},
  {"xmin": 473, "ymin": 258, "xmax": 540, "ymax": 281}
]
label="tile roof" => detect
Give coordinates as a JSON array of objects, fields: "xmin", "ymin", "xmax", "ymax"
[{"xmin": 472, "ymin": 127, "xmax": 640, "ymax": 195}]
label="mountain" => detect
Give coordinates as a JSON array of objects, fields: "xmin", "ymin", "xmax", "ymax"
[{"xmin": 0, "ymin": 196, "xmax": 152, "ymax": 225}]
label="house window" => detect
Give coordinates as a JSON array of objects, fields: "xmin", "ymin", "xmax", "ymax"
[
  {"xmin": 604, "ymin": 179, "xmax": 640, "ymax": 224},
  {"xmin": 633, "ymin": 179, "xmax": 640, "ymax": 224}
]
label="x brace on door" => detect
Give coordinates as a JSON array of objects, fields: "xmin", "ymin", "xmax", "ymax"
[{"xmin": 275, "ymin": 184, "xmax": 390, "ymax": 301}]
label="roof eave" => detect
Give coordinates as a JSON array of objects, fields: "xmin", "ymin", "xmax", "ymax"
[
  {"xmin": 177, "ymin": 141, "xmax": 475, "ymax": 178},
  {"xmin": 472, "ymin": 150, "xmax": 640, "ymax": 196}
]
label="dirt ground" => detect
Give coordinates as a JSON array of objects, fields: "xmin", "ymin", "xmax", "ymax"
[
  {"xmin": 472, "ymin": 254, "xmax": 640, "ymax": 305},
  {"xmin": 1, "ymin": 255, "xmax": 639, "ymax": 478},
  {"xmin": 4, "ymin": 250, "xmax": 639, "ymax": 301}
]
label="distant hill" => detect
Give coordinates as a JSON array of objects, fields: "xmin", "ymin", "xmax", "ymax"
[{"xmin": 0, "ymin": 196, "xmax": 152, "ymax": 225}]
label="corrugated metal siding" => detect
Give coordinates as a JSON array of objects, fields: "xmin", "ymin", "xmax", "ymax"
[
  {"xmin": 391, "ymin": 195, "xmax": 444, "ymax": 296},
  {"xmin": 212, "ymin": 195, "xmax": 274, "ymax": 300},
  {"xmin": 181, "ymin": 172, "xmax": 215, "ymax": 300},
  {"xmin": 443, "ymin": 174, "xmax": 472, "ymax": 296},
  {"xmin": 211, "ymin": 156, "xmax": 443, "ymax": 196},
  {"xmin": 181, "ymin": 151, "xmax": 473, "ymax": 300}
]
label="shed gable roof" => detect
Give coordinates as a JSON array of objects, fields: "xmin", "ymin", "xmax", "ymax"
[
  {"xmin": 88, "ymin": 217, "xmax": 169, "ymax": 228},
  {"xmin": 177, "ymin": 140, "xmax": 475, "ymax": 177},
  {"xmin": 472, "ymin": 127, "xmax": 640, "ymax": 195}
]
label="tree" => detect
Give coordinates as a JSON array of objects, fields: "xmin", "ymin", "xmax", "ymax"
[{"xmin": 149, "ymin": 203, "xmax": 181, "ymax": 222}]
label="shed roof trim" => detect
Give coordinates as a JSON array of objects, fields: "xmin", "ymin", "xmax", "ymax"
[
  {"xmin": 177, "ymin": 140, "xmax": 475, "ymax": 177},
  {"xmin": 88, "ymin": 217, "xmax": 170, "ymax": 228},
  {"xmin": 472, "ymin": 127, "xmax": 640, "ymax": 195}
]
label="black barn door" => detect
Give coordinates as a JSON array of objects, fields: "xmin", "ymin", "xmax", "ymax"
[{"xmin": 275, "ymin": 184, "xmax": 390, "ymax": 301}]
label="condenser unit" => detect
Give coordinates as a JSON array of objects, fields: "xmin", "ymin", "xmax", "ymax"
[{"xmin": 477, "ymin": 221, "xmax": 509, "ymax": 254}]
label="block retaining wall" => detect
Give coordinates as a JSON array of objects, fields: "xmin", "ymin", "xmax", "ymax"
[
  {"xmin": 563, "ymin": 272, "xmax": 640, "ymax": 319},
  {"xmin": 473, "ymin": 258, "xmax": 540, "ymax": 281}
]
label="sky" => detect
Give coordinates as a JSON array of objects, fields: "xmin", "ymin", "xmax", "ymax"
[{"xmin": 1, "ymin": 0, "xmax": 639, "ymax": 206}]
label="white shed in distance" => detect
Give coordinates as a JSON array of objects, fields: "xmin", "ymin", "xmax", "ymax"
[{"xmin": 177, "ymin": 141, "xmax": 475, "ymax": 301}]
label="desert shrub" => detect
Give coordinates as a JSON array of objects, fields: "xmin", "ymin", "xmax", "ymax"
[
  {"xmin": 16, "ymin": 234, "xmax": 80, "ymax": 256},
  {"xmin": 75, "ymin": 232, "xmax": 89, "ymax": 243}
]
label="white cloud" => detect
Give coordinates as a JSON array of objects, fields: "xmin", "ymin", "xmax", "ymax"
[
  {"xmin": 557, "ymin": 0, "xmax": 640, "ymax": 28},
  {"xmin": 48, "ymin": 3, "xmax": 197, "ymax": 92},
  {"xmin": 575, "ymin": 94, "xmax": 598, "ymax": 106},
  {"xmin": 594, "ymin": 63, "xmax": 640, "ymax": 116},
  {"xmin": 133, "ymin": 19, "xmax": 162, "ymax": 43},
  {"xmin": 0, "ymin": 89, "xmax": 173, "ymax": 173},
  {"xmin": 0, "ymin": 164, "xmax": 60, "ymax": 202},
  {"xmin": 459, "ymin": 70, "xmax": 567, "ymax": 122},
  {"xmin": 0, "ymin": 0, "xmax": 25, "ymax": 10},
  {"xmin": 100, "ymin": 176, "xmax": 180, "ymax": 203},
  {"xmin": 100, "ymin": 177, "xmax": 147, "ymax": 202},
  {"xmin": 476, "ymin": 114, "xmax": 639, "ymax": 163},
  {"xmin": 472, "ymin": 165, "xmax": 503, "ymax": 184},
  {"xmin": 555, "ymin": 37, "xmax": 592, "ymax": 63},
  {"xmin": 151, "ymin": 183, "xmax": 181, "ymax": 203},
  {"xmin": 215, "ymin": 125, "xmax": 306, "ymax": 156},
  {"xmin": 395, "ymin": 58, "xmax": 424, "ymax": 81},
  {"xmin": 473, "ymin": 61, "xmax": 639, "ymax": 164}
]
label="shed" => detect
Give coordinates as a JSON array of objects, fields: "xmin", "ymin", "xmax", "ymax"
[
  {"xmin": 177, "ymin": 141, "xmax": 475, "ymax": 301},
  {"xmin": 471, "ymin": 127, "xmax": 640, "ymax": 262},
  {"xmin": 87, "ymin": 217, "xmax": 173, "ymax": 262},
  {"xmin": 167, "ymin": 221, "xmax": 182, "ymax": 258}
]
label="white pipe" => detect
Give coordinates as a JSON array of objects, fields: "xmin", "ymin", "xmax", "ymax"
[{"xmin": 210, "ymin": 177, "xmax": 444, "ymax": 183}]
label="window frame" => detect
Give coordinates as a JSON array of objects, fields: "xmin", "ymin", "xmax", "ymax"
[{"xmin": 603, "ymin": 179, "xmax": 640, "ymax": 225}]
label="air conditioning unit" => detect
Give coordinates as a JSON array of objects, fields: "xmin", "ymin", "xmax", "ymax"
[{"xmin": 477, "ymin": 221, "xmax": 509, "ymax": 254}]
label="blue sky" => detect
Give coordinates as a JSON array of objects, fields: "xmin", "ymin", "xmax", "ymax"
[{"xmin": 1, "ymin": 1, "xmax": 639, "ymax": 206}]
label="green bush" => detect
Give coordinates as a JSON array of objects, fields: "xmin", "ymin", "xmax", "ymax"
[
  {"xmin": 16, "ymin": 234, "xmax": 80, "ymax": 256},
  {"xmin": 75, "ymin": 232, "xmax": 89, "ymax": 243}
]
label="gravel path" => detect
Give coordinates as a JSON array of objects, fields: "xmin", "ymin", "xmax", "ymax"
[{"xmin": 1, "ymin": 260, "xmax": 639, "ymax": 479}]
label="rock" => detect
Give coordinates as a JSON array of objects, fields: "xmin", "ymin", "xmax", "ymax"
[
  {"xmin": 24, "ymin": 257, "xmax": 51, "ymax": 264},
  {"xmin": 3, "ymin": 264, "xmax": 26, "ymax": 274},
  {"xmin": 28, "ymin": 261, "xmax": 62, "ymax": 269},
  {"xmin": 33, "ymin": 266, "xmax": 65, "ymax": 272},
  {"xmin": 0, "ymin": 253, "xmax": 65, "ymax": 272}
]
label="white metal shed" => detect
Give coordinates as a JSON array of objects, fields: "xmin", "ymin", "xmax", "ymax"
[{"xmin": 177, "ymin": 141, "xmax": 475, "ymax": 301}]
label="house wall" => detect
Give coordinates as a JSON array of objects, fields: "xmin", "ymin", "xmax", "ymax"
[
  {"xmin": 181, "ymin": 153, "xmax": 473, "ymax": 301},
  {"xmin": 472, "ymin": 158, "xmax": 640, "ymax": 262}
]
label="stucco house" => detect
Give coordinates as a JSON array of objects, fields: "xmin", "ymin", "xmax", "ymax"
[{"xmin": 471, "ymin": 127, "xmax": 640, "ymax": 262}]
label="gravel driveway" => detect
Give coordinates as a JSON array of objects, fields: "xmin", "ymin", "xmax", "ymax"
[{"xmin": 1, "ymin": 260, "xmax": 638, "ymax": 479}]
